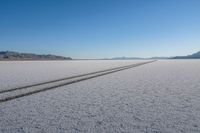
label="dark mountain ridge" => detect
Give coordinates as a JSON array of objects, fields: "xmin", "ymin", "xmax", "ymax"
[{"xmin": 0, "ymin": 51, "xmax": 72, "ymax": 61}]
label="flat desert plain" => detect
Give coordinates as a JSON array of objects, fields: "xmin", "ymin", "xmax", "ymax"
[{"xmin": 0, "ymin": 60, "xmax": 200, "ymax": 133}]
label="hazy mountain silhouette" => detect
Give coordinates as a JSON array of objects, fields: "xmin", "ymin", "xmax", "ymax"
[
  {"xmin": 1, "ymin": 50, "xmax": 200, "ymax": 61},
  {"xmin": 0, "ymin": 51, "xmax": 72, "ymax": 61},
  {"xmin": 172, "ymin": 51, "xmax": 200, "ymax": 59},
  {"xmin": 111, "ymin": 51, "xmax": 200, "ymax": 60},
  {"xmin": 111, "ymin": 57, "xmax": 144, "ymax": 60}
]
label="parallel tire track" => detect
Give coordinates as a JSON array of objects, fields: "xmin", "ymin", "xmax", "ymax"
[{"xmin": 0, "ymin": 60, "xmax": 156, "ymax": 103}]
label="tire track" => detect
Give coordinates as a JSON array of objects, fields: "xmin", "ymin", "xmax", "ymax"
[{"xmin": 0, "ymin": 60, "xmax": 156, "ymax": 103}]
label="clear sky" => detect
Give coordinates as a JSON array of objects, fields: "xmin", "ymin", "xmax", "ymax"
[{"xmin": 0, "ymin": 0, "xmax": 200, "ymax": 58}]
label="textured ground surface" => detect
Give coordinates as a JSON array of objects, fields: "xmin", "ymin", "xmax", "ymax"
[
  {"xmin": 0, "ymin": 60, "xmax": 143, "ymax": 91},
  {"xmin": 0, "ymin": 60, "xmax": 200, "ymax": 133}
]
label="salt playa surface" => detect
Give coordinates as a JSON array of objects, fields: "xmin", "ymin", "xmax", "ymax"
[
  {"xmin": 0, "ymin": 60, "xmax": 144, "ymax": 91},
  {"xmin": 0, "ymin": 60, "xmax": 200, "ymax": 133}
]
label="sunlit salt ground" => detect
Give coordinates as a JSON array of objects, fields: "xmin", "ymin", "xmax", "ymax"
[
  {"xmin": 0, "ymin": 60, "xmax": 200, "ymax": 133},
  {"xmin": 0, "ymin": 60, "xmax": 144, "ymax": 91}
]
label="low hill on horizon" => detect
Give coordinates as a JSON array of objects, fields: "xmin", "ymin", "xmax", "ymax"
[
  {"xmin": 172, "ymin": 51, "xmax": 200, "ymax": 59},
  {"xmin": 110, "ymin": 51, "xmax": 200, "ymax": 60},
  {"xmin": 0, "ymin": 51, "xmax": 72, "ymax": 61}
]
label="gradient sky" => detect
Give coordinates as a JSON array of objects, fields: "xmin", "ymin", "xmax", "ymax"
[{"xmin": 1, "ymin": 0, "xmax": 200, "ymax": 58}]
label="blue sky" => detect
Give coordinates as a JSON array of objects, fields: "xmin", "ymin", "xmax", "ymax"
[{"xmin": 0, "ymin": 0, "xmax": 200, "ymax": 58}]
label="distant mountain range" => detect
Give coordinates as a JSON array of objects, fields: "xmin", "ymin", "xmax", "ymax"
[
  {"xmin": 111, "ymin": 56, "xmax": 169, "ymax": 60},
  {"xmin": 111, "ymin": 57, "xmax": 145, "ymax": 60},
  {"xmin": 0, "ymin": 51, "xmax": 72, "ymax": 61},
  {"xmin": 1, "ymin": 50, "xmax": 200, "ymax": 61},
  {"xmin": 111, "ymin": 51, "xmax": 200, "ymax": 60},
  {"xmin": 172, "ymin": 51, "xmax": 200, "ymax": 59}
]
